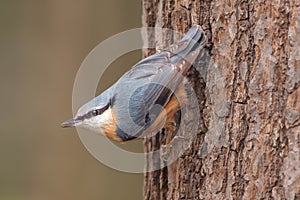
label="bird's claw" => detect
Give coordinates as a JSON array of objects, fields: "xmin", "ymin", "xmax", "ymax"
[{"xmin": 161, "ymin": 144, "xmax": 171, "ymax": 161}]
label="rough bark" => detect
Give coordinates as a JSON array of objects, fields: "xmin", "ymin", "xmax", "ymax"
[{"xmin": 142, "ymin": 0, "xmax": 300, "ymax": 199}]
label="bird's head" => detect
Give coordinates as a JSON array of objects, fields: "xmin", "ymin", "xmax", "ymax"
[{"xmin": 61, "ymin": 89, "xmax": 121, "ymax": 141}]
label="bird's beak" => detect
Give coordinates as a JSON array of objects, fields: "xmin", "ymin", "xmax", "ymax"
[{"xmin": 61, "ymin": 118, "xmax": 81, "ymax": 128}]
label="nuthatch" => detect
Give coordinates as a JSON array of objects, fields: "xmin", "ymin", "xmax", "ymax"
[{"xmin": 61, "ymin": 25, "xmax": 207, "ymax": 142}]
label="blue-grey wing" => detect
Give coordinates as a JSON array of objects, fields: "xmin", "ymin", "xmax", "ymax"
[{"xmin": 112, "ymin": 59, "xmax": 181, "ymax": 139}]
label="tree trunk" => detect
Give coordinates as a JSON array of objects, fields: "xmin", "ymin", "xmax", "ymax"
[{"xmin": 142, "ymin": 0, "xmax": 300, "ymax": 199}]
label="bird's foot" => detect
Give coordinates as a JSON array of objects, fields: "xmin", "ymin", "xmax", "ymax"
[{"xmin": 161, "ymin": 143, "xmax": 171, "ymax": 162}]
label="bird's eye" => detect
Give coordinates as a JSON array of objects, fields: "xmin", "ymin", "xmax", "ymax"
[{"xmin": 92, "ymin": 110, "xmax": 99, "ymax": 116}]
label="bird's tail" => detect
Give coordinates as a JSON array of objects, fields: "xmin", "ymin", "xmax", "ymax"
[{"xmin": 168, "ymin": 25, "xmax": 207, "ymax": 74}]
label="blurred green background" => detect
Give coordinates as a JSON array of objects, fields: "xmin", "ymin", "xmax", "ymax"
[{"xmin": 0, "ymin": 1, "xmax": 143, "ymax": 200}]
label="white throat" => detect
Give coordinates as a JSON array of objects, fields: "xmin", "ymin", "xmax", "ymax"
[{"xmin": 80, "ymin": 107, "xmax": 113, "ymax": 135}]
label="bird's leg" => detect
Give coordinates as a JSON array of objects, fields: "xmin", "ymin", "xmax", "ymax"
[
  {"xmin": 161, "ymin": 119, "xmax": 177, "ymax": 161},
  {"xmin": 165, "ymin": 121, "xmax": 177, "ymax": 144}
]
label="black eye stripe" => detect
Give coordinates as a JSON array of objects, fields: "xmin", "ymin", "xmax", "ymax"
[
  {"xmin": 85, "ymin": 103, "xmax": 110, "ymax": 119},
  {"xmin": 75, "ymin": 100, "xmax": 111, "ymax": 121},
  {"xmin": 75, "ymin": 106, "xmax": 108, "ymax": 120}
]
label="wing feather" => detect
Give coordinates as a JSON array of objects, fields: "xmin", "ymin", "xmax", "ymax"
[{"xmin": 112, "ymin": 61, "xmax": 180, "ymax": 137}]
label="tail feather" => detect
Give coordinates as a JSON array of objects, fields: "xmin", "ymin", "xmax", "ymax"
[
  {"xmin": 169, "ymin": 25, "xmax": 207, "ymax": 64},
  {"xmin": 134, "ymin": 25, "xmax": 207, "ymax": 74}
]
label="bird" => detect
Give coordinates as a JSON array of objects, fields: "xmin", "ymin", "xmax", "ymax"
[{"xmin": 61, "ymin": 25, "xmax": 207, "ymax": 142}]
